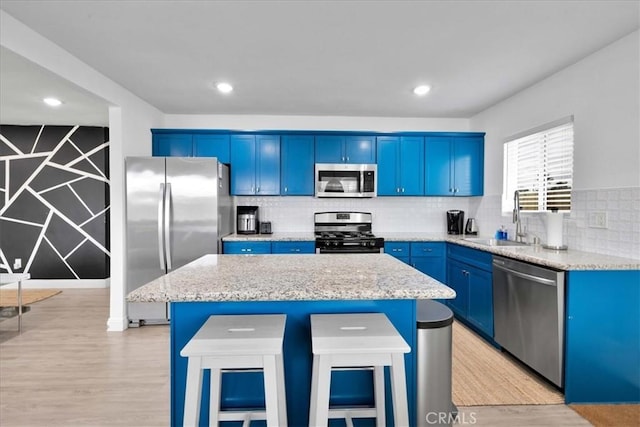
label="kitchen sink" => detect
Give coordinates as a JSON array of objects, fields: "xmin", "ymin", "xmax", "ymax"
[{"xmin": 463, "ymin": 237, "xmax": 529, "ymax": 247}]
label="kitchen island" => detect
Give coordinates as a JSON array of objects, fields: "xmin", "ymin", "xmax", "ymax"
[{"xmin": 127, "ymin": 253, "xmax": 454, "ymax": 427}]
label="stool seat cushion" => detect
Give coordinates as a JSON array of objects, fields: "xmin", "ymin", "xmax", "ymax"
[
  {"xmin": 180, "ymin": 314, "xmax": 286, "ymax": 357},
  {"xmin": 310, "ymin": 313, "xmax": 410, "ymax": 355}
]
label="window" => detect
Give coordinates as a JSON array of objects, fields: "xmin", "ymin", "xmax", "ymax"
[{"xmin": 503, "ymin": 117, "xmax": 574, "ymax": 212}]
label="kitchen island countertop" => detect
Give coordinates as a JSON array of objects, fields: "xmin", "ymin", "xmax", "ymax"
[{"xmin": 126, "ymin": 253, "xmax": 455, "ymax": 303}]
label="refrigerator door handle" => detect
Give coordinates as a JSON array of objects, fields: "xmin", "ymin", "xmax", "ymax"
[
  {"xmin": 158, "ymin": 183, "xmax": 166, "ymax": 271},
  {"xmin": 164, "ymin": 182, "xmax": 173, "ymax": 271}
]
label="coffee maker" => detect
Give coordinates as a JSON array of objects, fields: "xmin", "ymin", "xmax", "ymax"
[
  {"xmin": 446, "ymin": 210, "xmax": 465, "ymax": 235},
  {"xmin": 237, "ymin": 206, "xmax": 259, "ymax": 234}
]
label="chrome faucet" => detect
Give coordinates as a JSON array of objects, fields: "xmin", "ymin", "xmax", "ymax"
[{"xmin": 513, "ymin": 190, "xmax": 526, "ymax": 242}]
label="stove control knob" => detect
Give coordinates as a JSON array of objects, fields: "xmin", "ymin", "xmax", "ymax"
[{"xmin": 368, "ymin": 241, "xmax": 376, "ymax": 247}]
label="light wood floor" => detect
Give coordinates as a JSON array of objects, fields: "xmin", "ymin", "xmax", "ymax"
[{"xmin": 0, "ymin": 289, "xmax": 592, "ymax": 426}]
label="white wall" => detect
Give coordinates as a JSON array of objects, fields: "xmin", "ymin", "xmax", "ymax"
[
  {"xmin": 1, "ymin": 11, "xmax": 164, "ymax": 331},
  {"xmin": 163, "ymin": 114, "xmax": 470, "ymax": 132},
  {"xmin": 469, "ymin": 31, "xmax": 640, "ymax": 258}
]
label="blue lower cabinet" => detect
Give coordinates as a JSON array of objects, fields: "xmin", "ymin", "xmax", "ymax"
[
  {"xmin": 410, "ymin": 242, "xmax": 446, "ymax": 283},
  {"xmin": 384, "ymin": 242, "xmax": 410, "ymax": 263},
  {"xmin": 385, "ymin": 242, "xmax": 446, "ymax": 282},
  {"xmin": 446, "ymin": 244, "xmax": 493, "ymax": 337},
  {"xmin": 170, "ymin": 299, "xmax": 418, "ymax": 426},
  {"xmin": 565, "ymin": 270, "xmax": 640, "ymax": 403},
  {"xmin": 272, "ymin": 241, "xmax": 315, "ymax": 254},
  {"xmin": 446, "ymin": 258, "xmax": 470, "ymax": 316},
  {"xmin": 466, "ymin": 265, "xmax": 493, "ymax": 337},
  {"xmin": 223, "ymin": 241, "xmax": 271, "ymax": 254}
]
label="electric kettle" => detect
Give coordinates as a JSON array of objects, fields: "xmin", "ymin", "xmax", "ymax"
[{"xmin": 465, "ymin": 218, "xmax": 479, "ymax": 235}]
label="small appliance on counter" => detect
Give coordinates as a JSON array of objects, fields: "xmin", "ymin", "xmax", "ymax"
[
  {"xmin": 446, "ymin": 210, "xmax": 465, "ymax": 235},
  {"xmin": 237, "ymin": 206, "xmax": 259, "ymax": 234},
  {"xmin": 259, "ymin": 221, "xmax": 272, "ymax": 234},
  {"xmin": 465, "ymin": 218, "xmax": 479, "ymax": 235}
]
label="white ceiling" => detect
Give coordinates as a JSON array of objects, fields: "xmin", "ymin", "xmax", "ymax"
[{"xmin": 0, "ymin": 1, "xmax": 638, "ymax": 126}]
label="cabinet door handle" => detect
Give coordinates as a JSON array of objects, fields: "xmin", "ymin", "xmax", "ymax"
[
  {"xmin": 247, "ymin": 248, "xmax": 252, "ymax": 252},
  {"xmin": 423, "ymin": 248, "xmax": 432, "ymax": 252},
  {"xmin": 402, "ymin": 188, "xmax": 405, "ymax": 193},
  {"xmin": 346, "ymin": 156, "xmax": 349, "ymax": 162},
  {"xmin": 341, "ymin": 156, "xmax": 345, "ymax": 162},
  {"xmin": 284, "ymin": 186, "xmax": 288, "ymax": 193}
]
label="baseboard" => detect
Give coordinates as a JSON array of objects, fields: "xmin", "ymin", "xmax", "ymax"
[
  {"xmin": 107, "ymin": 316, "xmax": 129, "ymax": 332},
  {"xmin": 0, "ymin": 279, "xmax": 109, "ymax": 289}
]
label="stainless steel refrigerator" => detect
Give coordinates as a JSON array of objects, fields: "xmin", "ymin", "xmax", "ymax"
[{"xmin": 125, "ymin": 157, "xmax": 233, "ymax": 326}]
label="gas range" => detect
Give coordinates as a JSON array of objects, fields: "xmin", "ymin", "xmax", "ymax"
[{"xmin": 314, "ymin": 212, "xmax": 384, "ymax": 254}]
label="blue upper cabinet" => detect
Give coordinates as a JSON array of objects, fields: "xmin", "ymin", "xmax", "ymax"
[
  {"xmin": 153, "ymin": 133, "xmax": 193, "ymax": 156},
  {"xmin": 151, "ymin": 130, "xmax": 483, "ymax": 197},
  {"xmin": 425, "ymin": 135, "xmax": 484, "ymax": 196},
  {"xmin": 281, "ymin": 135, "xmax": 314, "ymax": 196},
  {"xmin": 193, "ymin": 134, "xmax": 230, "ymax": 163},
  {"xmin": 453, "ymin": 136, "xmax": 484, "ymax": 196},
  {"xmin": 345, "ymin": 136, "xmax": 375, "ymax": 163},
  {"xmin": 315, "ymin": 135, "xmax": 376, "ymax": 163},
  {"xmin": 376, "ymin": 136, "xmax": 424, "ymax": 196},
  {"xmin": 230, "ymin": 135, "xmax": 280, "ymax": 195}
]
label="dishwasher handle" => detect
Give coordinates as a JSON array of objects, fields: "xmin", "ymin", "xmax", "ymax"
[{"xmin": 492, "ymin": 261, "xmax": 557, "ymax": 286}]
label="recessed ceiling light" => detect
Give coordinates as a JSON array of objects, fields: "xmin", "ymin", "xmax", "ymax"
[
  {"xmin": 43, "ymin": 97, "xmax": 62, "ymax": 106},
  {"xmin": 413, "ymin": 85, "xmax": 431, "ymax": 96},
  {"xmin": 216, "ymin": 82, "xmax": 233, "ymax": 94}
]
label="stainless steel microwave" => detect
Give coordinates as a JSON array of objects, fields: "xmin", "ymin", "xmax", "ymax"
[{"xmin": 315, "ymin": 163, "xmax": 377, "ymax": 198}]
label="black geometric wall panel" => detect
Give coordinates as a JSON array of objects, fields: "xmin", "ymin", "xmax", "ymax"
[{"xmin": 0, "ymin": 124, "xmax": 110, "ymax": 279}]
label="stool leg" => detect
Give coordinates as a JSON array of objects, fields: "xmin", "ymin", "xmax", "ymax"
[
  {"xmin": 373, "ymin": 366, "xmax": 386, "ymax": 427},
  {"xmin": 263, "ymin": 354, "xmax": 280, "ymax": 427},
  {"xmin": 389, "ymin": 353, "xmax": 409, "ymax": 427},
  {"xmin": 309, "ymin": 354, "xmax": 332, "ymax": 427},
  {"xmin": 275, "ymin": 353, "xmax": 288, "ymax": 427},
  {"xmin": 209, "ymin": 368, "xmax": 222, "ymax": 427},
  {"xmin": 183, "ymin": 356, "xmax": 203, "ymax": 427}
]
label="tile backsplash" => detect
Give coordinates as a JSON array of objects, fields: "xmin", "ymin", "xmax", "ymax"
[
  {"xmin": 236, "ymin": 186, "xmax": 640, "ymax": 260},
  {"xmin": 235, "ymin": 196, "xmax": 471, "ymax": 234},
  {"xmin": 471, "ymin": 187, "xmax": 640, "ymax": 260}
]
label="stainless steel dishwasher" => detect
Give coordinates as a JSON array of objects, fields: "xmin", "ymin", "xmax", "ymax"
[{"xmin": 492, "ymin": 256, "xmax": 565, "ymax": 387}]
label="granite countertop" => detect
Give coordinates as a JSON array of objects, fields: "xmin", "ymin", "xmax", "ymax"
[
  {"xmin": 223, "ymin": 231, "xmax": 639, "ymax": 271},
  {"xmin": 447, "ymin": 236, "xmax": 640, "ymax": 271},
  {"xmin": 386, "ymin": 233, "xmax": 639, "ymax": 271},
  {"xmin": 126, "ymin": 253, "xmax": 455, "ymax": 303}
]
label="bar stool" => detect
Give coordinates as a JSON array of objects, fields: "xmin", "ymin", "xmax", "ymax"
[
  {"xmin": 180, "ymin": 314, "xmax": 287, "ymax": 427},
  {"xmin": 309, "ymin": 313, "xmax": 410, "ymax": 427}
]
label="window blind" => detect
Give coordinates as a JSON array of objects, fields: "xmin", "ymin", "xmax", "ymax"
[{"xmin": 503, "ymin": 120, "xmax": 574, "ymax": 212}]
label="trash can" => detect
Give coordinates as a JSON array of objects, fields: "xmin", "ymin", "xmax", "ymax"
[{"xmin": 416, "ymin": 299, "xmax": 456, "ymax": 427}]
